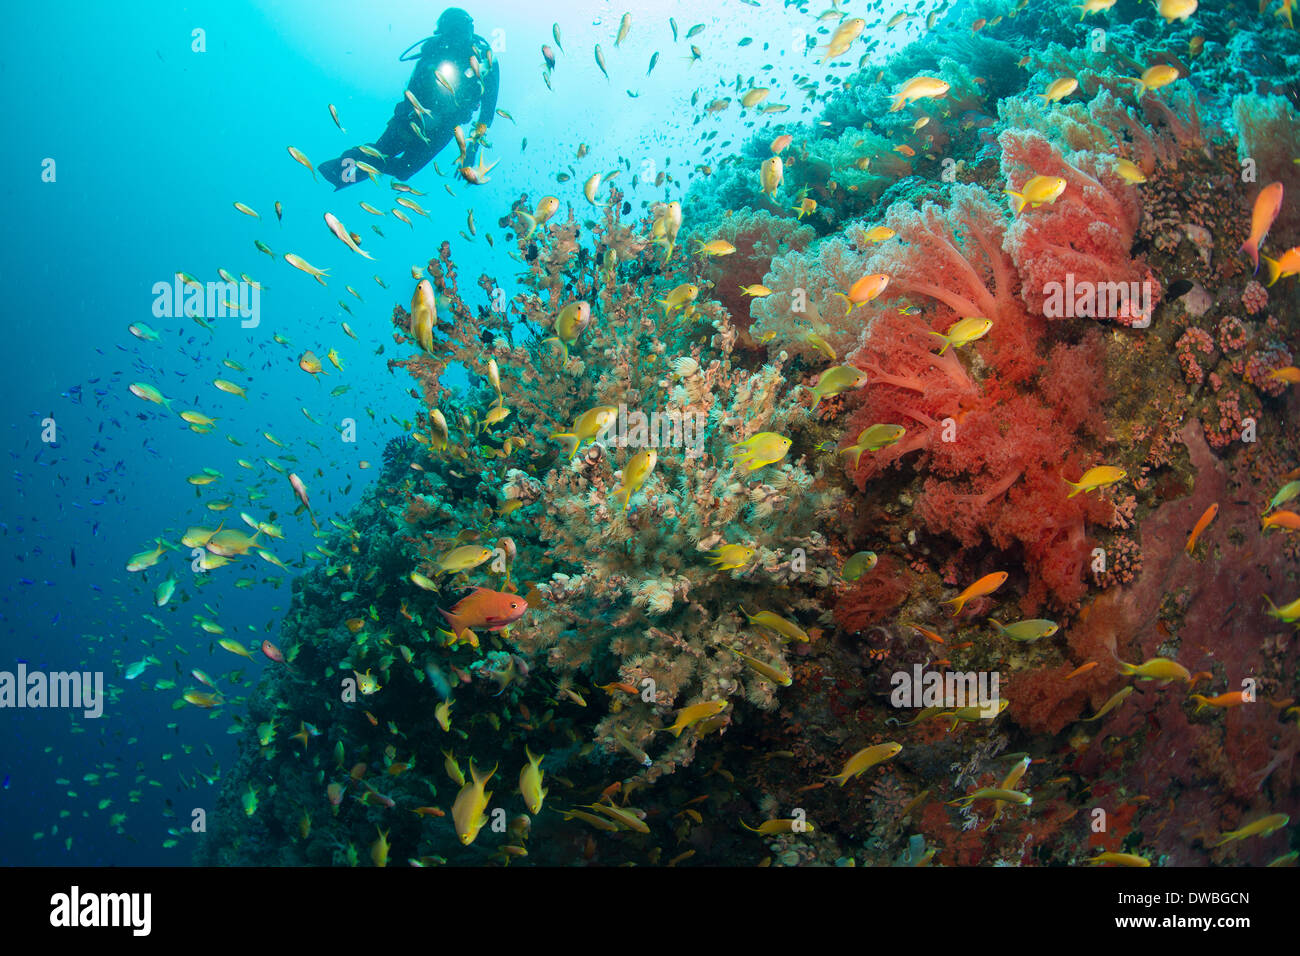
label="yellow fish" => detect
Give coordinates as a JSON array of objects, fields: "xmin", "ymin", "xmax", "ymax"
[
  {"xmin": 1081, "ymin": 685, "xmax": 1134, "ymax": 722},
  {"xmin": 1040, "ymin": 77, "xmax": 1079, "ymax": 103},
  {"xmin": 740, "ymin": 817, "xmax": 815, "ymax": 834},
  {"xmin": 810, "ymin": 366, "xmax": 870, "ymax": 407},
  {"xmin": 550, "ymin": 406, "xmax": 618, "ymax": 458},
  {"xmin": 1264, "ymin": 593, "xmax": 1300, "ymax": 623},
  {"xmin": 1063, "ymin": 465, "xmax": 1126, "ymax": 498},
  {"xmin": 694, "ymin": 239, "xmax": 737, "ymax": 256},
  {"xmin": 1074, "ymin": 0, "xmax": 1117, "ymax": 17},
  {"xmin": 759, "ymin": 156, "xmax": 784, "ymax": 195},
  {"xmin": 889, "ymin": 75, "xmax": 950, "ymax": 112},
  {"xmin": 434, "ymin": 751, "xmax": 464, "ymax": 790},
  {"xmin": 126, "ymin": 540, "xmax": 166, "ymax": 572},
  {"xmin": 369, "ymin": 827, "xmax": 390, "ymax": 867},
  {"xmin": 451, "ymin": 761, "xmax": 496, "ymax": 846},
  {"xmin": 742, "ymin": 608, "xmax": 808, "ymax": 642},
  {"xmin": 1156, "ymin": 0, "xmax": 1198, "ymax": 22},
  {"xmin": 438, "ymin": 545, "xmax": 493, "ymax": 574},
  {"xmin": 435, "ymin": 699, "xmax": 454, "ymax": 731},
  {"xmin": 663, "ymin": 699, "xmax": 728, "ymax": 738},
  {"xmin": 284, "ymin": 253, "xmax": 329, "ymax": 286},
  {"xmin": 410, "ymin": 279, "xmax": 437, "ymax": 354},
  {"xmin": 519, "ymin": 746, "xmax": 547, "ymax": 814},
  {"xmin": 1122, "ymin": 64, "xmax": 1180, "ymax": 100},
  {"xmin": 218, "ymin": 638, "xmax": 255, "ymax": 660},
  {"xmin": 545, "ymin": 300, "xmax": 592, "ymax": 355},
  {"xmin": 1004, "ymin": 176, "xmax": 1066, "ymax": 214},
  {"xmin": 1115, "ymin": 158, "xmax": 1147, "ymax": 184},
  {"xmin": 819, "ymin": 17, "xmax": 865, "ymax": 63},
  {"xmin": 1117, "ymin": 657, "xmax": 1190, "ymax": 682},
  {"xmin": 930, "ymin": 316, "xmax": 993, "ymax": 353},
  {"xmin": 948, "ymin": 788, "xmax": 1032, "ymax": 807},
  {"xmin": 729, "ymin": 432, "xmax": 792, "ymax": 472},
  {"xmin": 842, "ymin": 424, "xmax": 906, "ymax": 468},
  {"xmin": 286, "ymin": 145, "xmax": 316, "ymax": 181},
  {"xmin": 1087, "ymin": 851, "xmax": 1150, "ymax": 866},
  {"xmin": 1214, "ymin": 813, "xmax": 1289, "ymax": 847},
  {"xmin": 708, "ymin": 543, "xmax": 756, "ymax": 571},
  {"xmin": 726, "ymin": 646, "xmax": 792, "ymax": 686},
  {"xmin": 353, "ymin": 669, "xmax": 382, "ymax": 695},
  {"xmin": 989, "ymin": 619, "xmax": 1059, "ymax": 643},
  {"xmin": 829, "ymin": 742, "xmax": 902, "ymax": 786},
  {"xmin": 613, "ymin": 448, "xmax": 657, "ymax": 511}
]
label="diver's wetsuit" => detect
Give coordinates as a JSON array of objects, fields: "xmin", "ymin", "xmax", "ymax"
[{"xmin": 321, "ymin": 32, "xmax": 498, "ymax": 189}]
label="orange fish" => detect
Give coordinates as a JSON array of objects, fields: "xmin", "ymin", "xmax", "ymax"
[
  {"xmin": 261, "ymin": 639, "xmax": 285, "ymax": 663},
  {"xmin": 439, "ymin": 587, "xmax": 528, "ymax": 637},
  {"xmin": 1185, "ymin": 503, "xmax": 1219, "ymax": 554},
  {"xmin": 597, "ymin": 681, "xmax": 639, "ymax": 695},
  {"xmin": 1241, "ymin": 182, "xmax": 1283, "ymax": 272},
  {"xmin": 942, "ymin": 571, "xmax": 1009, "ymax": 616},
  {"xmin": 836, "ymin": 273, "xmax": 890, "ymax": 307},
  {"xmin": 904, "ymin": 622, "xmax": 945, "ymax": 644},
  {"xmin": 1190, "ymin": 691, "xmax": 1249, "ymax": 712},
  {"xmin": 1066, "ymin": 661, "xmax": 1099, "ymax": 680},
  {"xmin": 1263, "ymin": 510, "xmax": 1300, "ymax": 532}
]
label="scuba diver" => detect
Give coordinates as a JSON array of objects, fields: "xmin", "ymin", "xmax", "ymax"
[{"xmin": 320, "ymin": 7, "xmax": 498, "ymax": 190}]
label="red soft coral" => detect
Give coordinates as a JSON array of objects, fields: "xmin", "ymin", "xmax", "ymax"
[
  {"xmin": 842, "ymin": 179, "xmax": 1115, "ymax": 610},
  {"xmin": 832, "ymin": 556, "xmax": 912, "ymax": 633},
  {"xmin": 1000, "ymin": 128, "xmax": 1156, "ymax": 325},
  {"xmin": 864, "ymin": 183, "xmax": 1048, "ymax": 384},
  {"xmin": 843, "ymin": 310, "xmax": 979, "ymax": 485}
]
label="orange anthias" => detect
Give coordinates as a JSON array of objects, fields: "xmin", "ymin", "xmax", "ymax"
[
  {"xmin": 943, "ymin": 571, "xmax": 1009, "ymax": 616},
  {"xmin": 439, "ymin": 587, "xmax": 528, "ymax": 638},
  {"xmin": 1185, "ymin": 502, "xmax": 1219, "ymax": 554}
]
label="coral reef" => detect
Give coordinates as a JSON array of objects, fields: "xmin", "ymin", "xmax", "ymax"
[{"xmin": 197, "ymin": 0, "xmax": 1300, "ymax": 869}]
